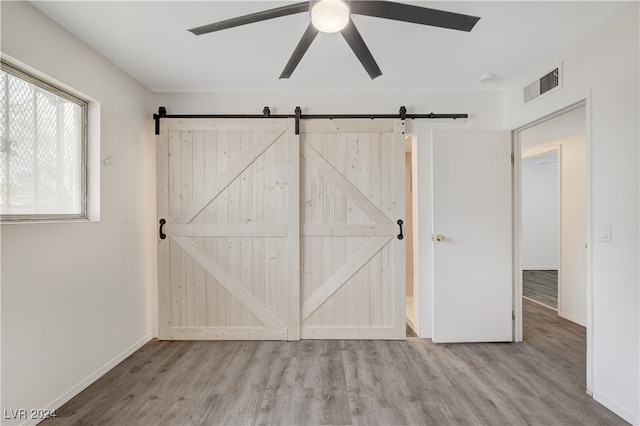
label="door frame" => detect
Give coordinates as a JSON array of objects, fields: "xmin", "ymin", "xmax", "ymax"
[
  {"xmin": 405, "ymin": 133, "xmax": 419, "ymax": 336},
  {"xmin": 511, "ymin": 98, "xmax": 593, "ymax": 392}
]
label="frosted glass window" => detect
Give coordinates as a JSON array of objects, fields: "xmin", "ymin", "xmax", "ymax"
[{"xmin": 0, "ymin": 61, "xmax": 87, "ymax": 221}]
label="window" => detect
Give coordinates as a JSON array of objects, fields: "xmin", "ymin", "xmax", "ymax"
[{"xmin": 0, "ymin": 60, "xmax": 87, "ymax": 221}]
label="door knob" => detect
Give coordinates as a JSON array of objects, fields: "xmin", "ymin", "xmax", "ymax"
[{"xmin": 436, "ymin": 234, "xmax": 446, "ymax": 242}]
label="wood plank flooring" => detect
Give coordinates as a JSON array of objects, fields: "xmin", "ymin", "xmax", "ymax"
[
  {"xmin": 42, "ymin": 300, "xmax": 625, "ymax": 426},
  {"xmin": 523, "ymin": 270, "xmax": 558, "ymax": 309}
]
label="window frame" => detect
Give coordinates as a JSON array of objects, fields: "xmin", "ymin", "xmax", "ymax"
[{"xmin": 1, "ymin": 59, "xmax": 89, "ymax": 222}]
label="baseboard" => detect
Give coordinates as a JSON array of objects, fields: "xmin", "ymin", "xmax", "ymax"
[
  {"xmin": 593, "ymin": 390, "xmax": 638, "ymax": 425},
  {"xmin": 558, "ymin": 311, "xmax": 586, "ymax": 327},
  {"xmin": 522, "ymin": 296, "xmax": 557, "ymax": 311},
  {"xmin": 19, "ymin": 333, "xmax": 153, "ymax": 426},
  {"xmin": 406, "ymin": 316, "xmax": 417, "ymax": 334}
]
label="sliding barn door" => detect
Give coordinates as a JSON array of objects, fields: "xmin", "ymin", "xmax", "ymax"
[
  {"xmin": 157, "ymin": 119, "xmax": 299, "ymax": 340},
  {"xmin": 299, "ymin": 120, "xmax": 406, "ymax": 339}
]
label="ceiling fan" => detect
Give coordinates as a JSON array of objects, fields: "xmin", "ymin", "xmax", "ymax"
[{"xmin": 189, "ymin": 0, "xmax": 481, "ymax": 80}]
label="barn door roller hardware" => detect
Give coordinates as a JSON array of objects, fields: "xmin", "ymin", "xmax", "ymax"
[{"xmin": 153, "ymin": 106, "xmax": 468, "ymax": 135}]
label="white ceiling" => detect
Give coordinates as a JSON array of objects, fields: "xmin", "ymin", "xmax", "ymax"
[{"xmin": 30, "ymin": 1, "xmax": 632, "ymax": 93}]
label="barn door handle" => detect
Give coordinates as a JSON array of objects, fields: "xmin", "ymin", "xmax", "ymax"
[
  {"xmin": 397, "ymin": 219, "xmax": 404, "ymax": 240},
  {"xmin": 159, "ymin": 219, "xmax": 167, "ymax": 240}
]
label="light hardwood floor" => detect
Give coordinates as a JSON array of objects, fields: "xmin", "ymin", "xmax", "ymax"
[
  {"xmin": 42, "ymin": 300, "xmax": 625, "ymax": 425},
  {"xmin": 523, "ymin": 270, "xmax": 558, "ymax": 309}
]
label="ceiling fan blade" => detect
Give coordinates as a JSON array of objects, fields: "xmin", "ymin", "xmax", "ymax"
[
  {"xmin": 189, "ymin": 2, "xmax": 309, "ymax": 35},
  {"xmin": 350, "ymin": 1, "xmax": 480, "ymax": 32},
  {"xmin": 280, "ymin": 24, "xmax": 319, "ymax": 79},
  {"xmin": 340, "ymin": 20, "xmax": 382, "ymax": 80}
]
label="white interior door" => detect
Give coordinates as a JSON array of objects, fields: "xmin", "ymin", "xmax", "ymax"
[
  {"xmin": 299, "ymin": 120, "xmax": 406, "ymax": 339},
  {"xmin": 157, "ymin": 118, "xmax": 299, "ymax": 340},
  {"xmin": 432, "ymin": 130, "xmax": 513, "ymax": 343}
]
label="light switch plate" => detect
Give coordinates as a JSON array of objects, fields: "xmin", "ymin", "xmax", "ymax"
[{"xmin": 598, "ymin": 223, "xmax": 611, "ymax": 242}]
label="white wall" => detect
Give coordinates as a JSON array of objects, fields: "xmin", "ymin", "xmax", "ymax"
[
  {"xmin": 157, "ymin": 91, "xmax": 504, "ymax": 340},
  {"xmin": 521, "ymin": 151, "xmax": 559, "ymax": 270},
  {"xmin": 504, "ymin": 3, "xmax": 639, "ymax": 423},
  {"xmin": 1, "ymin": 3, "xmax": 156, "ymax": 425}
]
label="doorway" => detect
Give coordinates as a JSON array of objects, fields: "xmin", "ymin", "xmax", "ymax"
[
  {"xmin": 515, "ymin": 101, "xmax": 591, "ymax": 392},
  {"xmin": 513, "ymin": 100, "xmax": 592, "ymax": 370},
  {"xmin": 521, "ymin": 150, "xmax": 559, "ymax": 311},
  {"xmin": 514, "ymin": 101, "xmax": 588, "ymax": 340}
]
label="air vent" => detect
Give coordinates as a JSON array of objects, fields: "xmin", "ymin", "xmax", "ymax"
[{"xmin": 524, "ymin": 66, "xmax": 561, "ymax": 103}]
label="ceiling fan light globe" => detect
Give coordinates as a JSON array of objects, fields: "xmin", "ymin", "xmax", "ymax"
[{"xmin": 311, "ymin": 0, "xmax": 350, "ymax": 33}]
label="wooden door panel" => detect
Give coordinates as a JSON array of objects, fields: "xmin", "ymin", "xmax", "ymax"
[
  {"xmin": 157, "ymin": 119, "xmax": 299, "ymax": 340},
  {"xmin": 158, "ymin": 118, "xmax": 404, "ymax": 341},
  {"xmin": 300, "ymin": 120, "xmax": 405, "ymax": 339}
]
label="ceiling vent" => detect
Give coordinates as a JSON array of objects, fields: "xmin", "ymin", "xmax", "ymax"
[{"xmin": 524, "ymin": 65, "xmax": 562, "ymax": 104}]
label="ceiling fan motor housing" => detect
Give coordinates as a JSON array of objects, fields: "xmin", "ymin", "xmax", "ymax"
[{"xmin": 310, "ymin": 0, "xmax": 351, "ymax": 33}]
